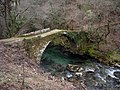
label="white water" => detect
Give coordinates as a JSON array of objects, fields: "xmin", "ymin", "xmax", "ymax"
[
  {"xmin": 40, "ymin": 46, "xmax": 120, "ymax": 90},
  {"xmin": 105, "ymin": 68, "xmax": 120, "ymax": 79}
]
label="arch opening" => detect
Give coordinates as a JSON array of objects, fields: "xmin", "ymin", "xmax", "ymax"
[{"xmin": 39, "ymin": 42, "xmax": 120, "ymax": 90}]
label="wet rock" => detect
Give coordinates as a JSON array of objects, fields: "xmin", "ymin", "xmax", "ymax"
[
  {"xmin": 115, "ymin": 84, "xmax": 120, "ymax": 88},
  {"xmin": 114, "ymin": 64, "xmax": 120, "ymax": 68},
  {"xmin": 85, "ymin": 67, "xmax": 95, "ymax": 73},
  {"xmin": 106, "ymin": 76, "xmax": 118, "ymax": 88},
  {"xmin": 61, "ymin": 77, "xmax": 65, "ymax": 81},
  {"xmin": 66, "ymin": 72, "xmax": 73, "ymax": 78},
  {"xmin": 66, "ymin": 64, "xmax": 82, "ymax": 72},
  {"xmin": 94, "ymin": 73, "xmax": 106, "ymax": 83},
  {"xmin": 114, "ymin": 71, "xmax": 120, "ymax": 79},
  {"xmin": 106, "ymin": 69, "xmax": 120, "ymax": 79},
  {"xmin": 116, "ymin": 79, "xmax": 120, "ymax": 85},
  {"xmin": 75, "ymin": 72, "xmax": 83, "ymax": 77},
  {"xmin": 95, "ymin": 83, "xmax": 105, "ymax": 89},
  {"xmin": 97, "ymin": 64, "xmax": 103, "ymax": 68}
]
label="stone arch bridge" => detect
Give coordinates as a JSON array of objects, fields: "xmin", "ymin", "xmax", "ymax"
[
  {"xmin": 0, "ymin": 29, "xmax": 75, "ymax": 63},
  {"xmin": 0, "ymin": 21, "xmax": 120, "ymax": 64},
  {"xmin": 22, "ymin": 29, "xmax": 71, "ymax": 63}
]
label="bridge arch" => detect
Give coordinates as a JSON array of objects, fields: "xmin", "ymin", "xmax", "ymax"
[{"xmin": 23, "ymin": 30, "xmax": 70, "ymax": 64}]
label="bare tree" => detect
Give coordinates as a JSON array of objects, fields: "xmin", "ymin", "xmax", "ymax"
[{"xmin": 0, "ymin": 0, "xmax": 27, "ymax": 38}]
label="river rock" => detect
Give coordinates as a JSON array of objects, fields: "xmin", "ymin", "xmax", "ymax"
[
  {"xmin": 85, "ymin": 67, "xmax": 95, "ymax": 73},
  {"xmin": 94, "ymin": 73, "xmax": 106, "ymax": 83},
  {"xmin": 106, "ymin": 69, "xmax": 120, "ymax": 79},
  {"xmin": 66, "ymin": 72, "xmax": 73, "ymax": 78},
  {"xmin": 114, "ymin": 71, "xmax": 120, "ymax": 79},
  {"xmin": 115, "ymin": 64, "xmax": 120, "ymax": 68},
  {"xmin": 66, "ymin": 64, "xmax": 82, "ymax": 72},
  {"xmin": 75, "ymin": 72, "xmax": 83, "ymax": 76},
  {"xmin": 95, "ymin": 83, "xmax": 105, "ymax": 89}
]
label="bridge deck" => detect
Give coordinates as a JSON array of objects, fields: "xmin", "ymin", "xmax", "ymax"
[
  {"xmin": 0, "ymin": 29, "xmax": 65, "ymax": 43},
  {"xmin": 0, "ymin": 20, "xmax": 120, "ymax": 43}
]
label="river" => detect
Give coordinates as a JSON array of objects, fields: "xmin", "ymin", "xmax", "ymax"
[{"xmin": 40, "ymin": 45, "xmax": 120, "ymax": 90}]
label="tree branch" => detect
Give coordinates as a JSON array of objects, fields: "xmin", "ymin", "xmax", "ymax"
[{"xmin": 15, "ymin": 7, "xmax": 29, "ymax": 18}]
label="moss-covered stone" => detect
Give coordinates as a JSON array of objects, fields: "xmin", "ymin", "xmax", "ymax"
[
  {"xmin": 23, "ymin": 34, "xmax": 56, "ymax": 63},
  {"xmin": 21, "ymin": 30, "xmax": 120, "ymax": 65},
  {"xmin": 52, "ymin": 31, "xmax": 120, "ymax": 65}
]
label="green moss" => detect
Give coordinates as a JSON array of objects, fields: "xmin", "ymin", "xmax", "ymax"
[
  {"xmin": 22, "ymin": 31, "xmax": 120, "ymax": 65},
  {"xmin": 88, "ymin": 47, "xmax": 96, "ymax": 56},
  {"xmin": 108, "ymin": 51, "xmax": 120, "ymax": 64},
  {"xmin": 23, "ymin": 33, "xmax": 57, "ymax": 62},
  {"xmin": 52, "ymin": 31, "xmax": 120, "ymax": 65},
  {"xmin": 110, "ymin": 54, "xmax": 120, "ymax": 61}
]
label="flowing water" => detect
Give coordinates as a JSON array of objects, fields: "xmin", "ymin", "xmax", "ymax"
[{"xmin": 40, "ymin": 45, "xmax": 120, "ymax": 90}]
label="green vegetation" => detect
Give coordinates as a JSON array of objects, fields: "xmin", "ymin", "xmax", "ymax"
[
  {"xmin": 23, "ymin": 34, "xmax": 56, "ymax": 63},
  {"xmin": 52, "ymin": 30, "xmax": 120, "ymax": 65}
]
